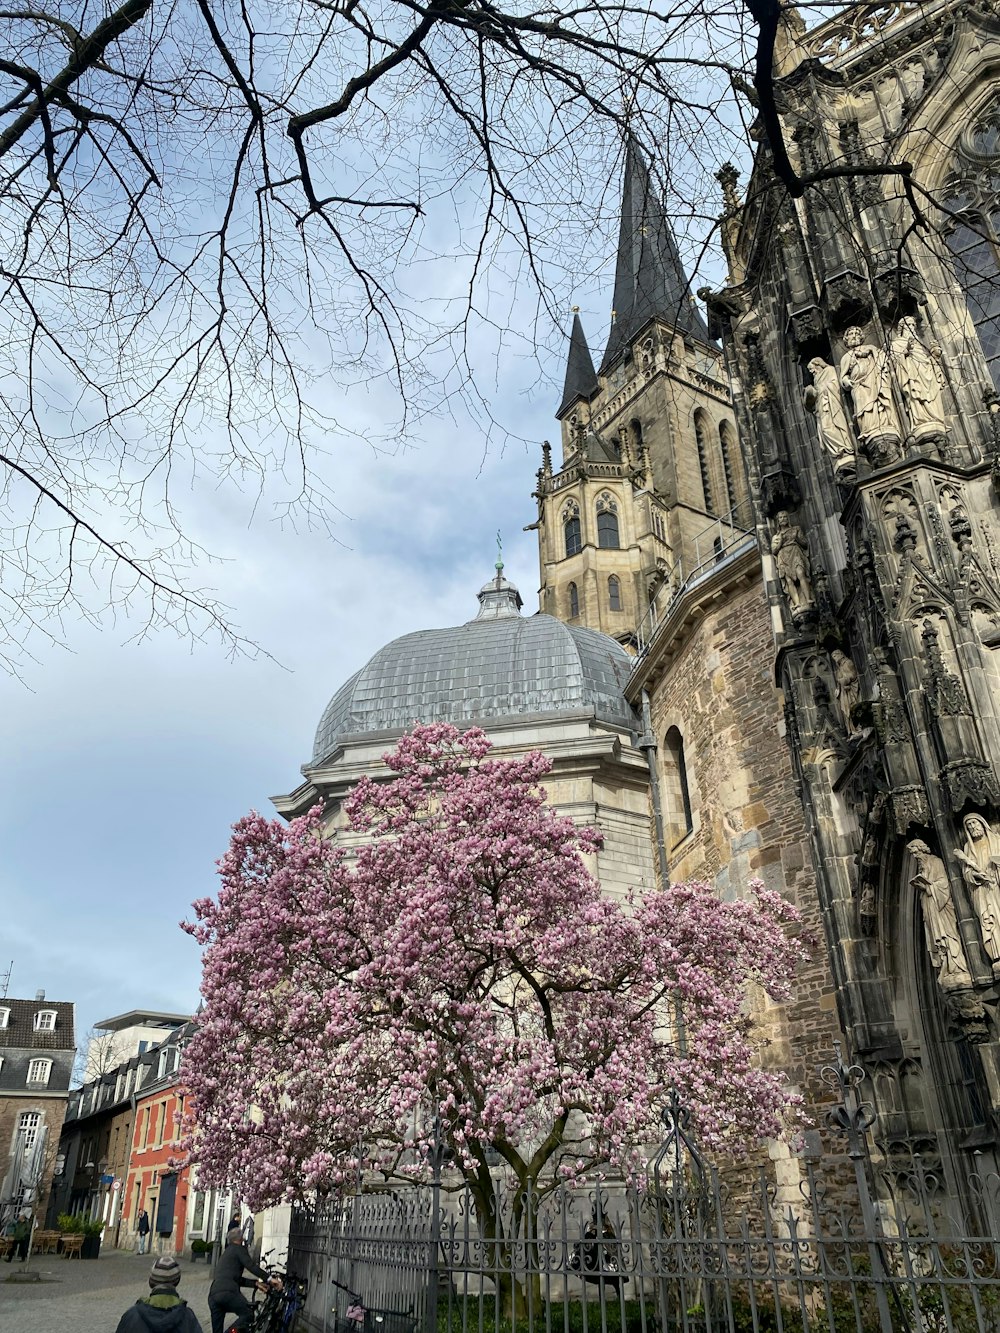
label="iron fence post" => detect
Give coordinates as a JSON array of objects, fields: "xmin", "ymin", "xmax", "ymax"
[
  {"xmin": 426, "ymin": 1119, "xmax": 448, "ymax": 1333},
  {"xmin": 823, "ymin": 1044, "xmax": 896, "ymax": 1333}
]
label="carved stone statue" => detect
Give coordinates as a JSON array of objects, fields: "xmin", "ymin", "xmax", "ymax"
[
  {"xmin": 770, "ymin": 511, "xmax": 814, "ymax": 623},
  {"xmin": 805, "ymin": 358, "xmax": 857, "ymax": 479},
  {"xmin": 840, "ymin": 326, "xmax": 902, "ymax": 462},
  {"xmin": 831, "ymin": 649, "xmax": 862, "ymax": 738},
  {"xmin": 907, "ymin": 839, "xmax": 973, "ymax": 990},
  {"xmin": 954, "ymin": 813, "xmax": 1000, "ymax": 965},
  {"xmin": 891, "ymin": 317, "xmax": 948, "ymax": 442}
]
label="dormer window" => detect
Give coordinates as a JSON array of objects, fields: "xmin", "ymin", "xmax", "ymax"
[
  {"xmin": 0, "ymin": 1008, "xmax": 8, "ymax": 1029},
  {"xmin": 27, "ymin": 1059, "xmax": 52, "ymax": 1086},
  {"xmin": 34, "ymin": 1009, "xmax": 57, "ymax": 1031},
  {"xmin": 157, "ymin": 1046, "xmax": 179, "ymax": 1080}
]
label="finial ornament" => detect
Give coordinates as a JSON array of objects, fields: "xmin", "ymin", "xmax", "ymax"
[{"xmin": 496, "ymin": 530, "xmax": 503, "ymax": 573}]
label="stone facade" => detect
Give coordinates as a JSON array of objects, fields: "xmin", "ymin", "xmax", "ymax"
[
  {"xmin": 0, "ymin": 993, "xmax": 74, "ymax": 1226},
  {"xmin": 536, "ymin": 148, "xmax": 849, "ymax": 1143},
  {"xmin": 704, "ymin": 0, "xmax": 1000, "ymax": 1213}
]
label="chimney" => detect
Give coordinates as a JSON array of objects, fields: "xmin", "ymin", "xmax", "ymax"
[{"xmin": 35, "ymin": 989, "xmax": 45, "ymax": 1001}]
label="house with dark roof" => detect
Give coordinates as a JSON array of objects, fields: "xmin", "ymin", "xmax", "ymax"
[{"xmin": 0, "ymin": 990, "xmax": 75, "ymax": 1225}]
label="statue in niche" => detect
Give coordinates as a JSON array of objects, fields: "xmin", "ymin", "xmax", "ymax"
[
  {"xmin": 891, "ymin": 317, "xmax": 948, "ymax": 442},
  {"xmin": 831, "ymin": 649, "xmax": 863, "ymax": 738},
  {"xmin": 805, "ymin": 358, "xmax": 857, "ymax": 479},
  {"xmin": 840, "ymin": 326, "xmax": 902, "ymax": 461},
  {"xmin": 954, "ymin": 813, "xmax": 1000, "ymax": 965},
  {"xmin": 907, "ymin": 839, "xmax": 973, "ymax": 989},
  {"xmin": 770, "ymin": 511, "xmax": 814, "ymax": 623}
]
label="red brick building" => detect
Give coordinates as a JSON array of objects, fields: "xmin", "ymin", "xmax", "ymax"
[{"xmin": 121, "ymin": 1038, "xmax": 192, "ymax": 1255}]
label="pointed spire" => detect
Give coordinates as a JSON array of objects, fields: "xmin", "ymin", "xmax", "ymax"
[
  {"xmin": 556, "ymin": 311, "xmax": 600, "ymax": 419},
  {"xmin": 599, "ymin": 140, "xmax": 711, "ymax": 375}
]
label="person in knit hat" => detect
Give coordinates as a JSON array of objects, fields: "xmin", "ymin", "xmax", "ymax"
[{"xmin": 113, "ymin": 1253, "xmax": 204, "ymax": 1332}]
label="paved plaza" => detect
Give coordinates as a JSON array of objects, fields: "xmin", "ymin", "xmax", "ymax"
[{"xmin": 0, "ymin": 1247, "xmax": 217, "ymax": 1332}]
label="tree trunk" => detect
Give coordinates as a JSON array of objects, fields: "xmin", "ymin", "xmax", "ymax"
[{"xmin": 469, "ymin": 1181, "xmax": 542, "ymax": 1321}]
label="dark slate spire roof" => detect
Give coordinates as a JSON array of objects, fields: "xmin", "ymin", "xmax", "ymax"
[
  {"xmin": 556, "ymin": 313, "xmax": 600, "ymax": 419},
  {"xmin": 599, "ymin": 141, "xmax": 711, "ymax": 374}
]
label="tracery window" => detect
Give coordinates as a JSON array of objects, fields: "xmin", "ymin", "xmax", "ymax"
[
  {"xmin": 943, "ymin": 101, "xmax": 1000, "ymax": 388},
  {"xmin": 563, "ymin": 503, "xmax": 582, "ymax": 558},
  {"xmin": 596, "ymin": 492, "xmax": 620, "ymax": 549},
  {"xmin": 568, "ymin": 582, "xmax": 580, "ymax": 618},
  {"xmin": 608, "ymin": 575, "xmax": 622, "ymax": 611}
]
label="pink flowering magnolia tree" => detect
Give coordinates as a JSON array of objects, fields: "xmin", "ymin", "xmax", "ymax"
[{"xmin": 182, "ymin": 722, "xmax": 806, "ymax": 1297}]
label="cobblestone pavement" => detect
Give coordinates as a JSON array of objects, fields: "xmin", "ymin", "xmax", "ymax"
[{"xmin": 0, "ymin": 1247, "xmax": 217, "ymax": 1332}]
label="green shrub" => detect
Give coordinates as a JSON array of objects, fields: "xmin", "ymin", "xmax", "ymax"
[{"xmin": 56, "ymin": 1212, "xmax": 103, "ymax": 1237}]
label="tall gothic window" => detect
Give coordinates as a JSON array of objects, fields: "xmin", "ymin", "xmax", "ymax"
[
  {"xmin": 663, "ymin": 726, "xmax": 694, "ymax": 845},
  {"xmin": 608, "ymin": 575, "xmax": 622, "ymax": 611},
  {"xmin": 596, "ymin": 492, "xmax": 620, "ymax": 549},
  {"xmin": 695, "ymin": 412, "xmax": 714, "ymax": 514},
  {"xmin": 943, "ymin": 101, "xmax": 1000, "ymax": 388},
  {"xmin": 720, "ymin": 421, "xmax": 740, "ymax": 516},
  {"xmin": 564, "ymin": 505, "xmax": 581, "ymax": 557},
  {"xmin": 568, "ymin": 582, "xmax": 579, "ymax": 618}
]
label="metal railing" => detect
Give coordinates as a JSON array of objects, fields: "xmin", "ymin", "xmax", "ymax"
[
  {"xmin": 287, "ymin": 1051, "xmax": 1000, "ymax": 1333},
  {"xmin": 635, "ymin": 503, "xmax": 757, "ymax": 655}
]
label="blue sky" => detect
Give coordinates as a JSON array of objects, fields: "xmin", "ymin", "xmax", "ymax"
[
  {"xmin": 0, "ymin": 324, "xmax": 578, "ymax": 1051},
  {"xmin": 0, "ymin": 141, "xmax": 732, "ymax": 1062}
]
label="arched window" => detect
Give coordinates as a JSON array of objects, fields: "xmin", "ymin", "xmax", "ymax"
[
  {"xmin": 943, "ymin": 101, "xmax": 1000, "ymax": 388},
  {"xmin": 608, "ymin": 575, "xmax": 622, "ymax": 611},
  {"xmin": 596, "ymin": 492, "xmax": 620, "ymax": 549},
  {"xmin": 663, "ymin": 726, "xmax": 694, "ymax": 846},
  {"xmin": 630, "ymin": 418, "xmax": 643, "ymax": 457},
  {"xmin": 568, "ymin": 582, "xmax": 579, "ymax": 618},
  {"xmin": 695, "ymin": 412, "xmax": 714, "ymax": 514},
  {"xmin": 564, "ymin": 504, "xmax": 582, "ymax": 558},
  {"xmin": 17, "ymin": 1111, "xmax": 41, "ymax": 1152}
]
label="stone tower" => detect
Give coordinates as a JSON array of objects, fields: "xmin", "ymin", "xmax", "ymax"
[
  {"xmin": 712, "ymin": 0, "xmax": 1000, "ymax": 1202},
  {"xmin": 535, "ymin": 145, "xmax": 849, "ymax": 1157},
  {"xmin": 534, "ymin": 143, "xmax": 749, "ymax": 645}
]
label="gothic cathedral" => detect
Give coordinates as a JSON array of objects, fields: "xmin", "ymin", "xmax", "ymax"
[{"xmin": 534, "ymin": 0, "xmax": 1000, "ymax": 1207}]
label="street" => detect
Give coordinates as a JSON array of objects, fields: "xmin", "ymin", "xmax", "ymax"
[{"xmin": 0, "ymin": 1247, "xmax": 217, "ymax": 1332}]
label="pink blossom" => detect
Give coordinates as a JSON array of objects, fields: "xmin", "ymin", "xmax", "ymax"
[{"xmin": 180, "ymin": 725, "xmax": 806, "ymax": 1208}]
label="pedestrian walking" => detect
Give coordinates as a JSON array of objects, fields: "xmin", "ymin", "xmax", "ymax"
[
  {"xmin": 208, "ymin": 1223, "xmax": 279, "ymax": 1333},
  {"xmin": 137, "ymin": 1207, "xmax": 151, "ymax": 1255},
  {"xmin": 5, "ymin": 1211, "xmax": 31, "ymax": 1262},
  {"xmin": 114, "ymin": 1254, "xmax": 204, "ymax": 1332}
]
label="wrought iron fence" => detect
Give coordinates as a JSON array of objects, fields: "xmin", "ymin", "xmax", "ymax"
[{"xmin": 288, "ymin": 1053, "xmax": 1000, "ymax": 1333}]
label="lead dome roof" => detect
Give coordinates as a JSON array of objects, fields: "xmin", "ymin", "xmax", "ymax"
[{"xmin": 311, "ymin": 572, "xmax": 637, "ymax": 765}]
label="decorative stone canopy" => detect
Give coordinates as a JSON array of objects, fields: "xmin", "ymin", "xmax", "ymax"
[{"xmin": 310, "ymin": 572, "xmax": 638, "ymax": 765}]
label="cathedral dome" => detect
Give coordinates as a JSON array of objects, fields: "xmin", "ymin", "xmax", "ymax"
[{"xmin": 311, "ymin": 571, "xmax": 637, "ymax": 765}]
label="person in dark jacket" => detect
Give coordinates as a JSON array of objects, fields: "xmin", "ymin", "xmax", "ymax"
[
  {"xmin": 208, "ymin": 1224, "xmax": 278, "ymax": 1333},
  {"xmin": 115, "ymin": 1254, "xmax": 203, "ymax": 1333}
]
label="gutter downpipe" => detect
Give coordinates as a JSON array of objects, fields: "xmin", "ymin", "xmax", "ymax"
[{"xmin": 639, "ymin": 690, "xmax": 670, "ymax": 890}]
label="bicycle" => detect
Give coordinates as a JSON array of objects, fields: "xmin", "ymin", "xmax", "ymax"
[
  {"xmin": 248, "ymin": 1267, "xmax": 308, "ymax": 1333},
  {"xmin": 329, "ymin": 1276, "xmax": 418, "ymax": 1333}
]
